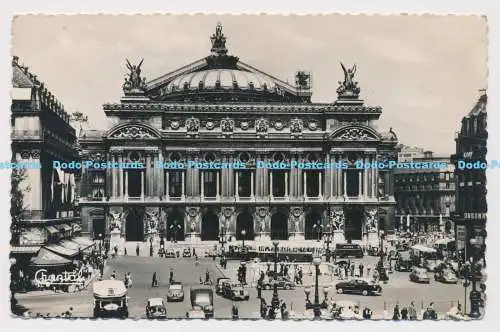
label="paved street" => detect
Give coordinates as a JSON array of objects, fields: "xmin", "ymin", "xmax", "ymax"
[{"xmin": 16, "ymin": 253, "xmax": 466, "ymax": 319}]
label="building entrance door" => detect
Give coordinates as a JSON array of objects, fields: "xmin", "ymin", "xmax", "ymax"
[
  {"xmin": 344, "ymin": 205, "xmax": 363, "ymax": 241},
  {"xmin": 236, "ymin": 212, "xmax": 254, "ymax": 240},
  {"xmin": 128, "ymin": 170, "xmax": 142, "ymax": 197},
  {"xmin": 125, "ymin": 207, "xmax": 144, "ymax": 241},
  {"xmin": 167, "ymin": 209, "xmax": 184, "ymax": 242},
  {"xmin": 92, "ymin": 218, "xmax": 105, "ymax": 239},
  {"xmin": 201, "ymin": 210, "xmax": 219, "ymax": 241},
  {"xmin": 271, "ymin": 213, "xmax": 288, "ymax": 240}
]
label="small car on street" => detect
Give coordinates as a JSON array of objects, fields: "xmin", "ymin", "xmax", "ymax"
[
  {"xmin": 221, "ymin": 280, "xmax": 250, "ymax": 301},
  {"xmin": 186, "ymin": 306, "xmax": 206, "ymax": 319},
  {"xmin": 183, "ymin": 248, "xmax": 192, "ymax": 257},
  {"xmin": 165, "ymin": 248, "xmax": 176, "ymax": 258},
  {"xmin": 335, "ymin": 278, "xmax": 382, "ymax": 296},
  {"xmin": 215, "ymin": 277, "xmax": 231, "ymax": 295},
  {"xmin": 145, "ymin": 298, "xmax": 167, "ymax": 319},
  {"xmin": 262, "ymin": 277, "xmax": 295, "ymax": 290},
  {"xmin": 395, "ymin": 251, "xmax": 413, "ymax": 272},
  {"xmin": 434, "ymin": 268, "xmax": 458, "ymax": 284},
  {"xmin": 167, "ymin": 282, "xmax": 185, "ymax": 302},
  {"xmin": 409, "ymin": 267, "xmax": 431, "ymax": 283}
]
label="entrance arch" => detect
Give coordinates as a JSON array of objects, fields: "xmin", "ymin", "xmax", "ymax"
[
  {"xmin": 125, "ymin": 207, "xmax": 144, "ymax": 242},
  {"xmin": 236, "ymin": 212, "xmax": 254, "ymax": 240},
  {"xmin": 167, "ymin": 209, "xmax": 185, "ymax": 242},
  {"xmin": 201, "ymin": 210, "xmax": 219, "ymax": 241},
  {"xmin": 271, "ymin": 212, "xmax": 288, "ymax": 240},
  {"xmin": 305, "ymin": 212, "xmax": 322, "ymax": 240}
]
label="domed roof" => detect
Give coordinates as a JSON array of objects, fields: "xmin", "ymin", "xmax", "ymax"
[
  {"xmin": 145, "ymin": 23, "xmax": 312, "ymax": 103},
  {"xmin": 165, "ymin": 68, "xmax": 276, "ymax": 93}
]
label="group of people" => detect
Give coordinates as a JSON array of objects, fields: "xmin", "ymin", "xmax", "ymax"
[{"xmin": 259, "ymin": 298, "xmax": 289, "ymax": 319}]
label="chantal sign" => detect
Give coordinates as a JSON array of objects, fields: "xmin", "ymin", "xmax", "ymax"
[{"xmin": 34, "ymin": 269, "xmax": 85, "ymax": 287}]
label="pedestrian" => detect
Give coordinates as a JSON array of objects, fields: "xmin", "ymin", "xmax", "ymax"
[
  {"xmin": 205, "ymin": 269, "xmax": 210, "ymax": 284},
  {"xmin": 111, "ymin": 270, "xmax": 116, "ymax": 279},
  {"xmin": 408, "ymin": 301, "xmax": 417, "ymax": 320},
  {"xmin": 136, "ymin": 243, "xmax": 140, "ymax": 256},
  {"xmin": 392, "ymin": 304, "xmax": 400, "ymax": 320},
  {"xmin": 152, "ymin": 272, "xmax": 158, "ymax": 287},
  {"xmin": 366, "ymin": 264, "xmax": 371, "ymax": 277},
  {"xmin": 359, "ymin": 263, "xmax": 364, "ymax": 277},
  {"xmin": 193, "ymin": 247, "xmax": 196, "ymax": 257},
  {"xmin": 124, "ymin": 247, "xmax": 127, "ymax": 256},
  {"xmin": 401, "ymin": 306, "xmax": 408, "ymax": 320},
  {"xmin": 362, "ymin": 307, "xmax": 372, "ymax": 319},
  {"xmin": 114, "ymin": 245, "xmax": 118, "ymax": 256},
  {"xmin": 232, "ymin": 304, "xmax": 239, "ymax": 320},
  {"xmin": 149, "ymin": 243, "xmax": 153, "ymax": 257},
  {"xmin": 169, "ymin": 268, "xmax": 174, "ymax": 284},
  {"xmin": 350, "ymin": 263, "xmax": 355, "ymax": 277},
  {"xmin": 257, "ymin": 278, "xmax": 262, "ymax": 299},
  {"xmin": 344, "ymin": 265, "xmax": 349, "ymax": 277}
]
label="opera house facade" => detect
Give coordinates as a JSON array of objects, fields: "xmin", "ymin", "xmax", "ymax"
[{"xmin": 79, "ymin": 24, "xmax": 399, "ymax": 246}]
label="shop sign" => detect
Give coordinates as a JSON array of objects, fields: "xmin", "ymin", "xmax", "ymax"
[
  {"xmin": 34, "ymin": 269, "xmax": 85, "ymax": 287},
  {"xmin": 456, "ymin": 225, "xmax": 467, "ymax": 250}
]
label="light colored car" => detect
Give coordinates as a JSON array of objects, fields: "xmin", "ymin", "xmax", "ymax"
[
  {"xmin": 187, "ymin": 307, "xmax": 206, "ymax": 319},
  {"xmin": 167, "ymin": 282, "xmax": 184, "ymax": 302},
  {"xmin": 409, "ymin": 267, "xmax": 431, "ymax": 283},
  {"xmin": 435, "ymin": 269, "xmax": 458, "ymax": 284}
]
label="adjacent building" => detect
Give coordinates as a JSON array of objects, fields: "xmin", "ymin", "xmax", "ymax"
[
  {"xmin": 10, "ymin": 56, "xmax": 90, "ymax": 266},
  {"xmin": 79, "ymin": 24, "xmax": 399, "ymax": 245},
  {"xmin": 451, "ymin": 92, "xmax": 487, "ymax": 258},
  {"xmin": 394, "ymin": 148, "xmax": 455, "ymax": 234}
]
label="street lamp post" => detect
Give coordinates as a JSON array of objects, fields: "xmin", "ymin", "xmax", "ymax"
[
  {"xmin": 219, "ymin": 225, "xmax": 227, "ymax": 253},
  {"xmin": 271, "ymin": 240, "xmax": 280, "ymax": 309},
  {"xmin": 377, "ymin": 230, "xmax": 388, "ymax": 282},
  {"xmin": 313, "ymin": 223, "xmax": 323, "ymax": 242},
  {"xmin": 241, "ymin": 229, "xmax": 246, "ymax": 251},
  {"xmin": 304, "ymin": 256, "xmax": 323, "ymax": 318},
  {"xmin": 324, "ymin": 225, "xmax": 332, "ymax": 262}
]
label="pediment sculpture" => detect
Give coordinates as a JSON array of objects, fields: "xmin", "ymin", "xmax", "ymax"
[
  {"xmin": 108, "ymin": 210, "xmax": 128, "ymax": 232},
  {"xmin": 334, "ymin": 127, "xmax": 377, "ymax": 141},
  {"xmin": 123, "ymin": 59, "xmax": 147, "ymax": 93},
  {"xmin": 365, "ymin": 208, "xmax": 378, "ymax": 232},
  {"xmin": 110, "ymin": 126, "xmax": 157, "ymax": 139}
]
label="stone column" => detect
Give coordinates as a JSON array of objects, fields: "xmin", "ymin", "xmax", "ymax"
[
  {"xmin": 111, "ymin": 154, "xmax": 117, "ymax": 198},
  {"xmin": 358, "ymin": 170, "xmax": 362, "ymax": 198},
  {"xmin": 319, "ymin": 171, "xmax": 323, "ymax": 197},
  {"xmin": 363, "ymin": 156, "xmax": 368, "ymax": 198},
  {"xmin": 303, "ymin": 171, "xmax": 307, "ymax": 198},
  {"xmin": 124, "ymin": 171, "xmax": 128, "ymax": 199},
  {"xmin": 216, "ymin": 171, "xmax": 220, "ymax": 199},
  {"xmin": 284, "ymin": 172, "xmax": 289, "ymax": 197},
  {"xmin": 146, "ymin": 153, "xmax": 152, "ymax": 197},
  {"xmin": 235, "ymin": 170, "xmax": 239, "ymax": 199},
  {"xmin": 105, "ymin": 153, "xmax": 112, "ymax": 198},
  {"xmin": 269, "ymin": 171, "xmax": 273, "ymax": 199},
  {"xmin": 227, "ymin": 154, "xmax": 235, "ymax": 197},
  {"xmin": 140, "ymin": 170, "xmax": 144, "ymax": 199},
  {"xmin": 343, "ymin": 171, "xmax": 347, "ymax": 196},
  {"xmin": 117, "ymin": 155, "xmax": 123, "ymax": 198},
  {"xmin": 289, "ymin": 155, "xmax": 296, "ymax": 197},
  {"xmin": 181, "ymin": 172, "xmax": 185, "ymax": 197},
  {"xmin": 165, "ymin": 171, "xmax": 170, "ymax": 199},
  {"xmin": 158, "ymin": 151, "xmax": 164, "ymax": 198},
  {"xmin": 200, "ymin": 172, "xmax": 204, "ymax": 197},
  {"xmin": 250, "ymin": 171, "xmax": 254, "ymax": 197}
]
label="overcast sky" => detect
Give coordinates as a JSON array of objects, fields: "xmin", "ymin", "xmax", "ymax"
[{"xmin": 12, "ymin": 14, "xmax": 487, "ymax": 154}]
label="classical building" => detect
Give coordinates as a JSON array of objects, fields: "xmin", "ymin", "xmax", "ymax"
[
  {"xmin": 394, "ymin": 149, "xmax": 455, "ymax": 234},
  {"xmin": 79, "ymin": 24, "xmax": 399, "ymax": 245},
  {"xmin": 11, "ymin": 57, "xmax": 87, "ymax": 263},
  {"xmin": 451, "ymin": 92, "xmax": 487, "ymax": 257}
]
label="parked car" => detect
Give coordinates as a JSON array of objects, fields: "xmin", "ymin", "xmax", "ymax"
[
  {"xmin": 215, "ymin": 277, "xmax": 231, "ymax": 295},
  {"xmin": 145, "ymin": 298, "xmax": 167, "ymax": 319},
  {"xmin": 409, "ymin": 267, "xmax": 431, "ymax": 283},
  {"xmin": 165, "ymin": 248, "xmax": 176, "ymax": 258},
  {"xmin": 183, "ymin": 248, "xmax": 192, "ymax": 257},
  {"xmin": 167, "ymin": 282, "xmax": 184, "ymax": 302},
  {"xmin": 221, "ymin": 281, "xmax": 250, "ymax": 301},
  {"xmin": 262, "ymin": 277, "xmax": 295, "ymax": 290},
  {"xmin": 335, "ymin": 278, "xmax": 382, "ymax": 296},
  {"xmin": 186, "ymin": 306, "xmax": 206, "ymax": 319},
  {"xmin": 434, "ymin": 268, "xmax": 458, "ymax": 284},
  {"xmin": 395, "ymin": 251, "xmax": 413, "ymax": 272},
  {"xmin": 425, "ymin": 260, "xmax": 442, "ymax": 272}
]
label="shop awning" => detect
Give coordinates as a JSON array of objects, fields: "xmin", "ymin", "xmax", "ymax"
[
  {"xmin": 45, "ymin": 226, "xmax": 60, "ymax": 234},
  {"xmin": 71, "ymin": 236, "xmax": 95, "ymax": 249},
  {"xmin": 30, "ymin": 248, "xmax": 71, "ymax": 267},
  {"xmin": 45, "ymin": 244, "xmax": 79, "ymax": 258},
  {"xmin": 58, "ymin": 224, "xmax": 73, "ymax": 232},
  {"xmin": 10, "ymin": 246, "xmax": 41, "ymax": 254},
  {"xmin": 59, "ymin": 240, "xmax": 83, "ymax": 251}
]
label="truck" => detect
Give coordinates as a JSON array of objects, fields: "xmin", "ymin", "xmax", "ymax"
[
  {"xmin": 190, "ymin": 286, "xmax": 214, "ymax": 318},
  {"xmin": 93, "ymin": 280, "xmax": 129, "ymax": 318}
]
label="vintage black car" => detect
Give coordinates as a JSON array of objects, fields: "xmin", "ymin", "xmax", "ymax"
[
  {"xmin": 167, "ymin": 282, "xmax": 185, "ymax": 302},
  {"xmin": 335, "ymin": 278, "xmax": 382, "ymax": 296},
  {"xmin": 262, "ymin": 277, "xmax": 295, "ymax": 290},
  {"xmin": 145, "ymin": 298, "xmax": 167, "ymax": 319},
  {"xmin": 395, "ymin": 251, "xmax": 413, "ymax": 272},
  {"xmin": 183, "ymin": 248, "xmax": 192, "ymax": 257},
  {"xmin": 190, "ymin": 287, "xmax": 214, "ymax": 318},
  {"xmin": 165, "ymin": 248, "xmax": 176, "ymax": 258},
  {"xmin": 221, "ymin": 281, "xmax": 250, "ymax": 301},
  {"xmin": 215, "ymin": 277, "xmax": 231, "ymax": 295}
]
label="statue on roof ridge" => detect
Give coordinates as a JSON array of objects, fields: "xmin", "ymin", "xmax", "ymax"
[
  {"xmin": 210, "ymin": 22, "xmax": 228, "ymax": 55},
  {"xmin": 337, "ymin": 62, "xmax": 361, "ymax": 99},
  {"xmin": 123, "ymin": 58, "xmax": 146, "ymax": 92}
]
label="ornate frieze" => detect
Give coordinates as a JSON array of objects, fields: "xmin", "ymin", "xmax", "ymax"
[
  {"xmin": 289, "ymin": 206, "xmax": 304, "ymax": 233},
  {"xmin": 255, "ymin": 118, "xmax": 269, "ymax": 138},
  {"xmin": 221, "ymin": 118, "xmax": 235, "ymax": 136},
  {"xmin": 185, "ymin": 207, "xmax": 201, "ymax": 233},
  {"xmin": 365, "ymin": 208, "xmax": 378, "ymax": 232},
  {"xmin": 239, "ymin": 120, "xmax": 252, "ymax": 130},
  {"xmin": 271, "ymin": 119, "xmax": 286, "ymax": 131},
  {"xmin": 186, "ymin": 117, "xmax": 200, "ymax": 137},
  {"xmin": 290, "ymin": 118, "xmax": 304, "ymax": 138},
  {"xmin": 110, "ymin": 126, "xmax": 158, "ymax": 139},
  {"xmin": 203, "ymin": 119, "xmax": 218, "ymax": 130},
  {"xmin": 329, "ymin": 208, "xmax": 345, "ymax": 231},
  {"xmin": 332, "ymin": 127, "xmax": 378, "ymax": 141},
  {"xmin": 307, "ymin": 121, "xmax": 319, "ymax": 131}
]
